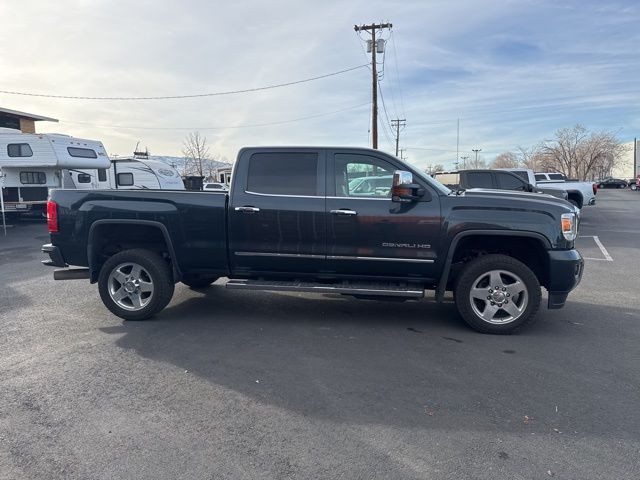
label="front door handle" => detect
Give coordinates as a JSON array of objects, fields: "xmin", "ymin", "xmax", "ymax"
[
  {"xmin": 235, "ymin": 206, "xmax": 260, "ymax": 213},
  {"xmin": 330, "ymin": 209, "xmax": 357, "ymax": 216}
]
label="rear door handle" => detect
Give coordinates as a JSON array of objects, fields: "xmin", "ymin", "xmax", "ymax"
[
  {"xmin": 235, "ymin": 206, "xmax": 260, "ymax": 213},
  {"xmin": 330, "ymin": 209, "xmax": 357, "ymax": 216}
]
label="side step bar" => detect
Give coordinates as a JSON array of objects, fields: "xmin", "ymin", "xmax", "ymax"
[{"xmin": 226, "ymin": 279, "xmax": 424, "ymax": 298}]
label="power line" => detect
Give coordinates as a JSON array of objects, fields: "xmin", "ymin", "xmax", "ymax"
[
  {"xmin": 389, "ymin": 30, "xmax": 406, "ymax": 119},
  {"xmin": 0, "ymin": 64, "xmax": 369, "ymax": 101},
  {"xmin": 59, "ymin": 102, "xmax": 371, "ymax": 131}
]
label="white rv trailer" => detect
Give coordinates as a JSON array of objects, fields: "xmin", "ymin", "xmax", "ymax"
[
  {"xmin": 0, "ymin": 128, "xmax": 110, "ymax": 215},
  {"xmin": 70, "ymin": 158, "xmax": 185, "ymax": 190}
]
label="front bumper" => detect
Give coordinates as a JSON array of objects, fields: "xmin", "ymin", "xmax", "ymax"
[{"xmin": 547, "ymin": 249, "xmax": 584, "ymax": 309}]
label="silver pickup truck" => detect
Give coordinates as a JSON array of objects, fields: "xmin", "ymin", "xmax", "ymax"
[{"xmin": 506, "ymin": 169, "xmax": 597, "ymax": 209}]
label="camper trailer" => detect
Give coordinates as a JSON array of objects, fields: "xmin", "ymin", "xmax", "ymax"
[
  {"xmin": 0, "ymin": 129, "xmax": 110, "ymax": 215},
  {"xmin": 70, "ymin": 157, "xmax": 185, "ymax": 190}
]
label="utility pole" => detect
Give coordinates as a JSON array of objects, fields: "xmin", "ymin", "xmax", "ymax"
[
  {"xmin": 456, "ymin": 118, "xmax": 460, "ymax": 168},
  {"xmin": 399, "ymin": 148, "xmax": 406, "ymax": 160},
  {"xmin": 354, "ymin": 22, "xmax": 392, "ymax": 150},
  {"xmin": 634, "ymin": 137, "xmax": 637, "ymax": 177},
  {"xmin": 472, "ymin": 148, "xmax": 481, "ymax": 168},
  {"xmin": 391, "ymin": 118, "xmax": 406, "ymax": 156},
  {"xmin": 460, "ymin": 155, "xmax": 470, "ymax": 170}
]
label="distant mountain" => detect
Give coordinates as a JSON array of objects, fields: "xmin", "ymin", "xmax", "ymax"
[{"xmin": 150, "ymin": 155, "xmax": 232, "ymax": 172}]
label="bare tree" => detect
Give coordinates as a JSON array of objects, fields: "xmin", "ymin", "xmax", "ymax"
[
  {"xmin": 539, "ymin": 124, "xmax": 627, "ymax": 180},
  {"xmin": 425, "ymin": 163, "xmax": 445, "ymax": 175},
  {"xmin": 181, "ymin": 132, "xmax": 211, "ymax": 177},
  {"xmin": 467, "ymin": 156, "xmax": 487, "ymax": 169},
  {"xmin": 516, "ymin": 145, "xmax": 546, "ymax": 171},
  {"xmin": 490, "ymin": 152, "xmax": 519, "ymax": 169}
]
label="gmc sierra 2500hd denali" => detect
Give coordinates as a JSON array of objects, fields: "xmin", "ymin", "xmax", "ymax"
[{"xmin": 42, "ymin": 147, "xmax": 583, "ymax": 334}]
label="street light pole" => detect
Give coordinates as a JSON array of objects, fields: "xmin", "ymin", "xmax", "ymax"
[{"xmin": 472, "ymin": 148, "xmax": 482, "ymax": 167}]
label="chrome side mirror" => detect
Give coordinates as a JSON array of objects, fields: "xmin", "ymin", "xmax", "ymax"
[{"xmin": 391, "ymin": 170, "xmax": 426, "ymax": 203}]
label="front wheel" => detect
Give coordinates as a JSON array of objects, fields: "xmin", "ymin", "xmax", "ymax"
[
  {"xmin": 98, "ymin": 249, "xmax": 175, "ymax": 320},
  {"xmin": 631, "ymin": 184, "xmax": 638, "ymax": 191},
  {"xmin": 454, "ymin": 254, "xmax": 541, "ymax": 334}
]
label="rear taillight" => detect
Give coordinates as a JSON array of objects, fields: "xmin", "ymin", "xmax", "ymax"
[
  {"xmin": 592, "ymin": 183, "xmax": 598, "ymax": 194},
  {"xmin": 47, "ymin": 200, "xmax": 58, "ymax": 233}
]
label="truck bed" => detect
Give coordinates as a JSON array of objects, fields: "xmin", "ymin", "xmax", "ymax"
[{"xmin": 50, "ymin": 189, "xmax": 229, "ymax": 275}]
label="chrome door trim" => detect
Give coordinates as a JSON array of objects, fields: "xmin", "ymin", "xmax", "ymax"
[
  {"xmin": 244, "ymin": 190, "xmax": 324, "ymax": 199},
  {"xmin": 234, "ymin": 252, "xmax": 325, "ymax": 259},
  {"xmin": 326, "ymin": 196, "xmax": 390, "ymax": 201},
  {"xmin": 327, "ymin": 255, "xmax": 434, "ymax": 263}
]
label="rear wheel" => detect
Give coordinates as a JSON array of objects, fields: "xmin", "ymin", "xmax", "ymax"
[
  {"xmin": 454, "ymin": 254, "xmax": 541, "ymax": 334},
  {"xmin": 181, "ymin": 274, "xmax": 219, "ymax": 289},
  {"xmin": 98, "ymin": 249, "xmax": 174, "ymax": 320}
]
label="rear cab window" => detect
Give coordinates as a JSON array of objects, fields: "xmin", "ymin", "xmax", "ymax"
[
  {"xmin": 464, "ymin": 171, "xmax": 494, "ymax": 189},
  {"xmin": 496, "ymin": 172, "xmax": 526, "ymax": 190}
]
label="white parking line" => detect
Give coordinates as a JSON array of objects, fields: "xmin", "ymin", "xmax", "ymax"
[{"xmin": 579, "ymin": 235, "xmax": 613, "ymax": 261}]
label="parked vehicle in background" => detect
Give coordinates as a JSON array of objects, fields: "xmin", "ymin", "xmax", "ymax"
[
  {"xmin": 0, "ymin": 128, "xmax": 110, "ymax": 216},
  {"xmin": 630, "ymin": 176, "xmax": 640, "ymax": 191},
  {"xmin": 506, "ymin": 169, "xmax": 596, "ymax": 209},
  {"xmin": 43, "ymin": 146, "xmax": 583, "ymax": 335},
  {"xmin": 597, "ymin": 177, "xmax": 628, "ymax": 189},
  {"xmin": 433, "ymin": 169, "xmax": 569, "ymax": 202},
  {"xmin": 71, "ymin": 158, "xmax": 185, "ymax": 191},
  {"xmin": 203, "ymin": 182, "xmax": 229, "ymax": 191}
]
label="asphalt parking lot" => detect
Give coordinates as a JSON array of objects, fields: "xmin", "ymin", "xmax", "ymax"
[{"xmin": 1, "ymin": 189, "xmax": 639, "ymax": 480}]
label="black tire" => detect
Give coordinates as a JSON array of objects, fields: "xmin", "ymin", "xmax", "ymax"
[
  {"xmin": 454, "ymin": 254, "xmax": 541, "ymax": 334},
  {"xmin": 98, "ymin": 249, "xmax": 175, "ymax": 320},
  {"xmin": 181, "ymin": 274, "xmax": 219, "ymax": 289}
]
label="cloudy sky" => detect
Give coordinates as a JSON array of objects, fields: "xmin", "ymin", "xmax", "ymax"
[{"xmin": 1, "ymin": 0, "xmax": 639, "ymax": 169}]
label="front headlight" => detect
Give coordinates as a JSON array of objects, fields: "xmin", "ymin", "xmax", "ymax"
[{"xmin": 561, "ymin": 213, "xmax": 577, "ymax": 241}]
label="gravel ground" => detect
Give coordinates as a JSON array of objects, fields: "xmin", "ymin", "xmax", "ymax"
[{"xmin": 1, "ymin": 189, "xmax": 639, "ymax": 479}]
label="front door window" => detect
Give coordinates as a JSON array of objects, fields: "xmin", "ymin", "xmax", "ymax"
[{"xmin": 334, "ymin": 154, "xmax": 395, "ymax": 198}]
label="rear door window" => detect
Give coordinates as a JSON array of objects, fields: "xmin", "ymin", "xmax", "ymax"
[
  {"xmin": 247, "ymin": 152, "xmax": 319, "ymax": 196},
  {"xmin": 535, "ymin": 174, "xmax": 546, "ymax": 181}
]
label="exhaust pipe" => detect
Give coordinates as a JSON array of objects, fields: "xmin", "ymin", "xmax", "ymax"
[{"xmin": 53, "ymin": 268, "xmax": 90, "ymax": 280}]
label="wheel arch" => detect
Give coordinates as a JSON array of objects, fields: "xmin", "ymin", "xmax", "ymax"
[
  {"xmin": 436, "ymin": 230, "xmax": 551, "ymax": 301},
  {"xmin": 87, "ymin": 219, "xmax": 182, "ymax": 283},
  {"xmin": 566, "ymin": 190, "xmax": 584, "ymax": 208}
]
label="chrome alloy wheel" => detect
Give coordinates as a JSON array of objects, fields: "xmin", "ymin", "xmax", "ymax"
[
  {"xmin": 469, "ymin": 269, "xmax": 528, "ymax": 324},
  {"xmin": 107, "ymin": 262, "xmax": 154, "ymax": 311}
]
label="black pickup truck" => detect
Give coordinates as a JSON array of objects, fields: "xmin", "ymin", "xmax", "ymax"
[{"xmin": 43, "ymin": 147, "xmax": 583, "ymax": 334}]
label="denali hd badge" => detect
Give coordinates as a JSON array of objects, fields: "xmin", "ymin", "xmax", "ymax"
[{"xmin": 382, "ymin": 242, "xmax": 431, "ymax": 249}]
